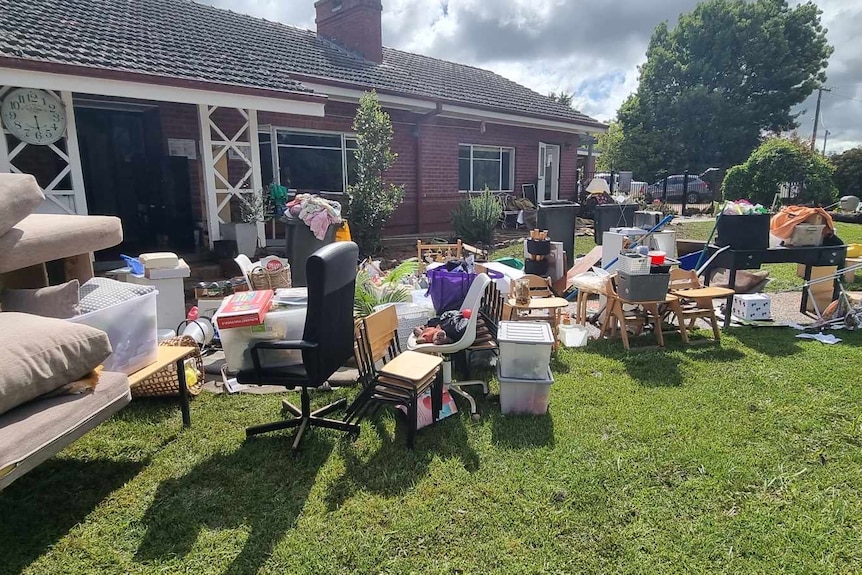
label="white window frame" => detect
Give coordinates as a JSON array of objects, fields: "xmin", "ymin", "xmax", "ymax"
[
  {"xmin": 458, "ymin": 144, "xmax": 515, "ymax": 193},
  {"xmin": 261, "ymin": 126, "xmax": 358, "ymax": 193}
]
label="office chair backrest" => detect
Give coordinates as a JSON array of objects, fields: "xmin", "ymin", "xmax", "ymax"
[{"xmin": 302, "ymin": 241, "xmax": 359, "ymax": 385}]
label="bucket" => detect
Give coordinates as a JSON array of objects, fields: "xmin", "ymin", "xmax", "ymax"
[{"xmin": 648, "ymin": 251, "xmax": 666, "ymax": 265}]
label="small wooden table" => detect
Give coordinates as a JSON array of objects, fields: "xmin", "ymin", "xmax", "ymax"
[
  {"xmin": 129, "ymin": 346, "xmax": 198, "ymax": 428},
  {"xmin": 602, "ymin": 294, "xmax": 680, "ymax": 350}
]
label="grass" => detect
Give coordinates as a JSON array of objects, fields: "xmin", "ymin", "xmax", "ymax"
[
  {"xmin": 493, "ymin": 220, "xmax": 862, "ymax": 293},
  {"xmin": 4, "ymin": 329, "xmax": 862, "ymax": 573}
]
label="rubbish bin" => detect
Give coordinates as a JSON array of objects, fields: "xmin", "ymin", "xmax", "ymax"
[
  {"xmin": 537, "ymin": 200, "xmax": 579, "ymax": 270},
  {"xmin": 593, "ymin": 204, "xmax": 638, "ymax": 246},
  {"xmin": 283, "ymin": 214, "xmax": 337, "ymax": 286}
]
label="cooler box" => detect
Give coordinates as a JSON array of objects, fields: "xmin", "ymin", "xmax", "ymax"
[
  {"xmin": 217, "ymin": 306, "xmax": 307, "ymax": 372},
  {"xmin": 498, "ymin": 321, "xmax": 554, "ymax": 380},
  {"xmin": 498, "ymin": 366, "xmax": 554, "ymax": 415},
  {"xmin": 477, "ymin": 261, "xmax": 524, "ymax": 296},
  {"xmin": 67, "ymin": 291, "xmax": 158, "ymax": 375},
  {"xmin": 731, "ymin": 293, "xmax": 771, "ymax": 321}
]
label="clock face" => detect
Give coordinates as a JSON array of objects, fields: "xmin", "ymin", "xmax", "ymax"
[{"xmin": 1, "ymin": 88, "xmax": 67, "ymax": 145}]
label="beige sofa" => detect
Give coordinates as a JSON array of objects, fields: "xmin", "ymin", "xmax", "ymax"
[{"xmin": 0, "ymin": 173, "xmax": 131, "ymax": 490}]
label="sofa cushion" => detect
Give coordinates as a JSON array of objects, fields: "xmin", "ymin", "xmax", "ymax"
[
  {"xmin": 0, "ymin": 313, "xmax": 112, "ymax": 416},
  {"xmin": 0, "ymin": 174, "xmax": 45, "ymax": 237},
  {"xmin": 79, "ymin": 277, "xmax": 156, "ymax": 314},
  {"xmin": 1, "ymin": 280, "xmax": 80, "ymax": 319}
]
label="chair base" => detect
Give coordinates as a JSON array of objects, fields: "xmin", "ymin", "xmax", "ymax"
[
  {"xmin": 246, "ymin": 395, "xmax": 358, "ymax": 450},
  {"xmin": 448, "ymin": 380, "xmax": 488, "ymax": 420}
]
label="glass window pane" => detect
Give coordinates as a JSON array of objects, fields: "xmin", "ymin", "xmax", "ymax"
[
  {"xmin": 473, "ymin": 147, "xmax": 501, "ymax": 160},
  {"xmin": 259, "ymin": 142, "xmax": 274, "ymax": 186},
  {"xmin": 473, "ymin": 159, "xmax": 501, "ymax": 191},
  {"xmin": 501, "ymin": 149, "xmax": 512, "ymax": 190},
  {"xmin": 346, "ymin": 138, "xmax": 358, "ymax": 150},
  {"xmin": 346, "ymin": 149, "xmax": 358, "ymax": 187},
  {"xmin": 458, "ymin": 158, "xmax": 471, "ymax": 190},
  {"xmin": 458, "ymin": 145, "xmax": 471, "ymax": 160},
  {"xmin": 277, "ymin": 147, "xmax": 344, "ymax": 192},
  {"xmin": 259, "ymin": 131, "xmax": 271, "ymax": 144},
  {"xmin": 277, "ymin": 131, "xmax": 342, "ymax": 148}
]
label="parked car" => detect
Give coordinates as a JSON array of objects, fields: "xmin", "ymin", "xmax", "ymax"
[{"xmin": 645, "ymin": 175, "xmax": 713, "ymax": 204}]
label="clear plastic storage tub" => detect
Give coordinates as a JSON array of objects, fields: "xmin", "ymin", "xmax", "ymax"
[
  {"xmin": 217, "ymin": 306, "xmax": 307, "ymax": 373},
  {"xmin": 67, "ymin": 290, "xmax": 158, "ymax": 375},
  {"xmin": 498, "ymin": 366, "xmax": 554, "ymax": 415},
  {"xmin": 498, "ymin": 321, "xmax": 554, "ymax": 380}
]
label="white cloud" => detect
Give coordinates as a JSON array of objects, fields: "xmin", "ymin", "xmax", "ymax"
[{"xmin": 197, "ymin": 0, "xmax": 862, "ymax": 151}]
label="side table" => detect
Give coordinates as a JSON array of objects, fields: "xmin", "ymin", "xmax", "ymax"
[{"xmin": 129, "ymin": 346, "xmax": 198, "ymax": 428}]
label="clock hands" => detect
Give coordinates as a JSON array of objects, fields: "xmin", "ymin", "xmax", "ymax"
[{"xmin": 33, "ymin": 115, "xmax": 41, "ymax": 131}]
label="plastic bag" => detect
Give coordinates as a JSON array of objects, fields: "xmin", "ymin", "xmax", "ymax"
[{"xmin": 426, "ymin": 267, "xmax": 475, "ymax": 313}]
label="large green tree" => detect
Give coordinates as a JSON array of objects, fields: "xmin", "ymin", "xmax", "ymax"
[
  {"xmin": 618, "ymin": 0, "xmax": 832, "ymax": 182},
  {"xmin": 595, "ymin": 121, "xmax": 624, "ymax": 172},
  {"xmin": 831, "ymin": 148, "xmax": 862, "ymax": 199}
]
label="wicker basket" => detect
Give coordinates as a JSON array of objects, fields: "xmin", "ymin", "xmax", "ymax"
[
  {"xmin": 249, "ymin": 264, "xmax": 292, "ymax": 290},
  {"xmin": 132, "ymin": 335, "xmax": 204, "ymax": 398}
]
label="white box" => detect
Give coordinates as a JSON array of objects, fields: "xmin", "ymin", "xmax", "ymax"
[
  {"xmin": 144, "ymin": 259, "xmax": 190, "ymax": 279},
  {"xmin": 67, "ymin": 291, "xmax": 158, "ymax": 374},
  {"xmin": 128, "ymin": 273, "xmax": 187, "ymax": 331},
  {"xmin": 498, "ymin": 321, "xmax": 554, "ymax": 380},
  {"xmin": 498, "ymin": 366, "xmax": 554, "ymax": 415},
  {"xmin": 787, "ymin": 224, "xmax": 825, "ymax": 247},
  {"xmin": 477, "ymin": 261, "xmax": 524, "ymax": 295},
  {"xmin": 217, "ymin": 306, "xmax": 307, "ymax": 373},
  {"xmin": 732, "ymin": 293, "xmax": 771, "ymax": 321}
]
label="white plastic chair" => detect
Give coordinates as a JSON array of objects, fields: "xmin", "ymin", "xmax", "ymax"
[
  {"xmin": 234, "ymin": 254, "xmax": 255, "ymax": 290},
  {"xmin": 408, "ymin": 273, "xmax": 492, "ymax": 419}
]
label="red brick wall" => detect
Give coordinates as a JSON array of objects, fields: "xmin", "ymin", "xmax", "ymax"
[
  {"xmin": 315, "ymin": 0, "xmax": 383, "ymax": 62},
  {"xmin": 258, "ymin": 102, "xmax": 580, "ymax": 236}
]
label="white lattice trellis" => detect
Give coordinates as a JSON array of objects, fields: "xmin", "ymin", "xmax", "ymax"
[
  {"xmin": 199, "ymin": 105, "xmax": 264, "ymax": 248},
  {"xmin": 0, "ymin": 87, "xmax": 87, "ymax": 215}
]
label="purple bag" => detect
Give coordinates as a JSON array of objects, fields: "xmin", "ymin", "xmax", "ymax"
[{"xmin": 426, "ymin": 266, "xmax": 503, "ymax": 314}]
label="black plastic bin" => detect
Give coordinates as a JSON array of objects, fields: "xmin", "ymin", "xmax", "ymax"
[
  {"xmin": 537, "ymin": 200, "xmax": 579, "ymax": 269},
  {"xmin": 715, "ymin": 213, "xmax": 771, "ymax": 250},
  {"xmin": 283, "ymin": 215, "xmax": 337, "ymax": 286},
  {"xmin": 594, "ymin": 204, "xmax": 638, "ymax": 246},
  {"xmin": 617, "ymin": 271, "xmax": 670, "ymax": 302}
]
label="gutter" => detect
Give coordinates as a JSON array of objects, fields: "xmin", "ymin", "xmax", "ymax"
[{"xmin": 414, "ymin": 102, "xmax": 444, "ymax": 234}]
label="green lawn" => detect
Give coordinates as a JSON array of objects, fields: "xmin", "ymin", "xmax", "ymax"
[{"xmin": 3, "ymin": 220, "xmax": 862, "ymax": 574}]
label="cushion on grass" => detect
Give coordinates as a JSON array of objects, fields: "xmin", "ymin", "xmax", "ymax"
[
  {"xmin": 1, "ymin": 280, "xmax": 80, "ymax": 318},
  {"xmin": 0, "ymin": 313, "xmax": 112, "ymax": 416},
  {"xmin": 0, "ymin": 174, "xmax": 44, "ymax": 237},
  {"xmin": 79, "ymin": 277, "xmax": 155, "ymax": 314}
]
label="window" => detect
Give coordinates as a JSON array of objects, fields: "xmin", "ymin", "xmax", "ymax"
[
  {"xmin": 458, "ymin": 145, "xmax": 514, "ymax": 192},
  {"xmin": 259, "ymin": 129, "xmax": 358, "ymax": 193}
]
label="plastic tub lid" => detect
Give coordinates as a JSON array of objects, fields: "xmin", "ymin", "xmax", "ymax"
[
  {"xmin": 498, "ymin": 321, "xmax": 554, "ymax": 345},
  {"xmin": 497, "ymin": 365, "xmax": 554, "ymax": 384}
]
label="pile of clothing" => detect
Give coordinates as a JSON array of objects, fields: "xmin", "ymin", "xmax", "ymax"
[{"xmin": 284, "ymin": 194, "xmax": 343, "ymax": 240}]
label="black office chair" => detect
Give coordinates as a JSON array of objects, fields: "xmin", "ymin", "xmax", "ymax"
[{"xmin": 237, "ymin": 242, "xmax": 361, "ymax": 449}]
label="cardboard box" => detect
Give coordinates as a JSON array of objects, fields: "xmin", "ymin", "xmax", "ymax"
[{"xmin": 732, "ymin": 293, "xmax": 771, "ymax": 321}]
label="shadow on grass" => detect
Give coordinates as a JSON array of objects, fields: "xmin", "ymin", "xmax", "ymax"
[
  {"xmin": 0, "ymin": 458, "xmax": 145, "ymax": 575},
  {"xmin": 622, "ymin": 351, "xmax": 684, "ymax": 387},
  {"xmin": 324, "ymin": 410, "xmax": 480, "ymax": 510},
  {"xmin": 490, "ymin": 411, "xmax": 555, "ymax": 449},
  {"xmin": 729, "ymin": 327, "xmax": 803, "ymax": 357},
  {"xmin": 136, "ymin": 435, "xmax": 333, "ymax": 575}
]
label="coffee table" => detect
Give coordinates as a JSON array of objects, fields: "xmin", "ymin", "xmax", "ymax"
[{"xmin": 129, "ymin": 346, "xmax": 198, "ymax": 427}]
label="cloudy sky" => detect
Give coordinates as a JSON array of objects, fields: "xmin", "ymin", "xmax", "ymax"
[{"xmin": 202, "ymin": 0, "xmax": 861, "ymax": 153}]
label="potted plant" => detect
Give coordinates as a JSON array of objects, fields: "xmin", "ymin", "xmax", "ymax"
[{"xmin": 221, "ymin": 188, "xmax": 273, "ymax": 257}]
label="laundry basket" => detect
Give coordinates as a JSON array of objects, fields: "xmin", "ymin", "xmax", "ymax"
[
  {"xmin": 131, "ymin": 336, "xmax": 204, "ymax": 398},
  {"xmin": 373, "ymin": 303, "xmax": 435, "ymax": 346}
]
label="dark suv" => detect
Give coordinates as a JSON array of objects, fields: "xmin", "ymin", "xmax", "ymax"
[{"xmin": 645, "ymin": 175, "xmax": 713, "ymax": 204}]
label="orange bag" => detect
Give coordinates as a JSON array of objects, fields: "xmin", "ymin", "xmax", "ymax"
[{"xmin": 770, "ymin": 206, "xmax": 834, "ymax": 240}]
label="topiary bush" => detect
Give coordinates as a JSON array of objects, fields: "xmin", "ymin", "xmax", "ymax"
[
  {"xmin": 722, "ymin": 137, "xmax": 837, "ymax": 206},
  {"xmin": 451, "ymin": 188, "xmax": 502, "ymax": 246}
]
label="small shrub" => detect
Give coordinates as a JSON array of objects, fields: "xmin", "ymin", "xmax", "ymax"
[{"xmin": 451, "ymin": 188, "xmax": 502, "ymax": 246}]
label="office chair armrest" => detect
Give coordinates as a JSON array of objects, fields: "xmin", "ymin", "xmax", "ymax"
[{"xmin": 250, "ymin": 340, "xmax": 318, "ymax": 378}]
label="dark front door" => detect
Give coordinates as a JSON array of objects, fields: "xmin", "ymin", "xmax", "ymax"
[{"xmin": 75, "ymin": 106, "xmax": 194, "ymax": 258}]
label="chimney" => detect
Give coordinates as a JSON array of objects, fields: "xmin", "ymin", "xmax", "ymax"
[{"xmin": 315, "ymin": 0, "xmax": 384, "ymax": 63}]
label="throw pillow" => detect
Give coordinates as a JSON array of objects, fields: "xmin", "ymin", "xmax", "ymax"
[
  {"xmin": 1, "ymin": 280, "xmax": 80, "ymax": 319},
  {"xmin": 0, "ymin": 313, "xmax": 112, "ymax": 416},
  {"xmin": 79, "ymin": 277, "xmax": 156, "ymax": 314},
  {"xmin": 0, "ymin": 174, "xmax": 46, "ymax": 237}
]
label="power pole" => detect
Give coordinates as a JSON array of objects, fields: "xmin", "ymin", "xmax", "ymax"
[
  {"xmin": 822, "ymin": 129, "xmax": 830, "ymax": 155},
  {"xmin": 810, "ymin": 86, "xmax": 831, "ymax": 150}
]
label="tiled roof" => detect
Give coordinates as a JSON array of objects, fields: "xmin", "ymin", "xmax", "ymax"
[{"xmin": 0, "ymin": 0, "xmax": 604, "ymax": 128}]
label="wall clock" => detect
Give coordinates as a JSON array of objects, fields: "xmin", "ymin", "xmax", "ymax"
[{"xmin": 1, "ymin": 88, "xmax": 67, "ymax": 145}]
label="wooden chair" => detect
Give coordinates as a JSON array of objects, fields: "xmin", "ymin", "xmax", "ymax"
[
  {"xmin": 666, "ymin": 269, "xmax": 732, "ymax": 343},
  {"xmin": 344, "ymin": 306, "xmax": 443, "ymax": 448},
  {"xmin": 465, "ymin": 280, "xmax": 506, "ymax": 377},
  {"xmin": 416, "ymin": 239, "xmax": 488, "ymax": 271},
  {"xmin": 507, "ymin": 274, "xmax": 570, "ymax": 344},
  {"xmin": 600, "ymin": 275, "xmax": 682, "ymax": 350}
]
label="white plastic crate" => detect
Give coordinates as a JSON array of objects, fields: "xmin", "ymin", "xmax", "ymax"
[
  {"xmin": 732, "ymin": 293, "xmax": 771, "ymax": 321},
  {"xmin": 787, "ymin": 224, "xmax": 825, "ymax": 247},
  {"xmin": 498, "ymin": 321, "xmax": 554, "ymax": 380},
  {"xmin": 374, "ymin": 302, "xmax": 435, "ymax": 346},
  {"xmin": 617, "ymin": 252, "xmax": 650, "ymax": 275},
  {"xmin": 67, "ymin": 290, "xmax": 158, "ymax": 374},
  {"xmin": 498, "ymin": 366, "xmax": 554, "ymax": 415}
]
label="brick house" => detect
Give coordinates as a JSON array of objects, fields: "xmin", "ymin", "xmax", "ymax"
[{"xmin": 0, "ymin": 0, "xmax": 606, "ymax": 256}]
